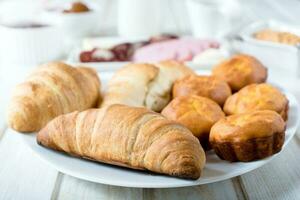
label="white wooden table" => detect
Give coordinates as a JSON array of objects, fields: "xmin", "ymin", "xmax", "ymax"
[{"xmin": 1, "ymin": 0, "xmax": 300, "ymax": 198}]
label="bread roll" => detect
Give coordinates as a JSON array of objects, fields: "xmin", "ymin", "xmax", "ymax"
[
  {"xmin": 162, "ymin": 95, "xmax": 225, "ymax": 150},
  {"xmin": 212, "ymin": 54, "xmax": 267, "ymax": 91},
  {"xmin": 224, "ymin": 83, "xmax": 288, "ymax": 120},
  {"xmin": 173, "ymin": 75, "xmax": 231, "ymax": 106},
  {"xmin": 210, "ymin": 110, "xmax": 286, "ymax": 162}
]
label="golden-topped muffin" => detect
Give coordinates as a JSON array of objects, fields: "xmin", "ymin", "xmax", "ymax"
[
  {"xmin": 209, "ymin": 110, "xmax": 286, "ymax": 162},
  {"xmin": 212, "ymin": 54, "xmax": 267, "ymax": 91},
  {"xmin": 173, "ymin": 75, "xmax": 231, "ymax": 106},
  {"xmin": 224, "ymin": 83, "xmax": 288, "ymax": 120},
  {"xmin": 161, "ymin": 95, "xmax": 225, "ymax": 150}
]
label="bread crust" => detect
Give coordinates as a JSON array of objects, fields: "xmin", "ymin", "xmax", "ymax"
[
  {"xmin": 7, "ymin": 62, "xmax": 101, "ymax": 132},
  {"xmin": 224, "ymin": 83, "xmax": 289, "ymax": 120},
  {"xmin": 210, "ymin": 132, "xmax": 285, "ymax": 162},
  {"xmin": 173, "ymin": 75, "xmax": 231, "ymax": 106},
  {"xmin": 162, "ymin": 95, "xmax": 225, "ymax": 150},
  {"xmin": 101, "ymin": 61, "xmax": 194, "ymax": 112},
  {"xmin": 209, "ymin": 110, "xmax": 286, "ymax": 162},
  {"xmin": 37, "ymin": 104, "xmax": 206, "ymax": 179},
  {"xmin": 212, "ymin": 54, "xmax": 267, "ymax": 91}
]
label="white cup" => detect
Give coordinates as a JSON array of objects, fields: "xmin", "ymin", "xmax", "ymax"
[
  {"xmin": 0, "ymin": 22, "xmax": 63, "ymax": 66},
  {"xmin": 117, "ymin": 0, "xmax": 162, "ymax": 38},
  {"xmin": 186, "ymin": 0, "xmax": 241, "ymax": 38}
]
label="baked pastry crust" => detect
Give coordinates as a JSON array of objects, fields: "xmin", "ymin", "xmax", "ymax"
[
  {"xmin": 209, "ymin": 110, "xmax": 286, "ymax": 162},
  {"xmin": 173, "ymin": 75, "xmax": 231, "ymax": 106},
  {"xmin": 161, "ymin": 95, "xmax": 225, "ymax": 150},
  {"xmin": 146, "ymin": 60, "xmax": 195, "ymax": 111},
  {"xmin": 7, "ymin": 62, "xmax": 101, "ymax": 132},
  {"xmin": 212, "ymin": 54, "xmax": 267, "ymax": 91},
  {"xmin": 254, "ymin": 29, "xmax": 300, "ymax": 46},
  {"xmin": 37, "ymin": 104, "xmax": 205, "ymax": 179},
  {"xmin": 101, "ymin": 61, "xmax": 194, "ymax": 112},
  {"xmin": 101, "ymin": 63, "xmax": 159, "ymax": 107},
  {"xmin": 224, "ymin": 83, "xmax": 289, "ymax": 120}
]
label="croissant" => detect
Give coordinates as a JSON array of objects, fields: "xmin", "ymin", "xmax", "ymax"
[
  {"xmin": 7, "ymin": 62, "xmax": 101, "ymax": 132},
  {"xmin": 101, "ymin": 61, "xmax": 194, "ymax": 112},
  {"xmin": 101, "ymin": 63, "xmax": 159, "ymax": 108},
  {"xmin": 146, "ymin": 60, "xmax": 195, "ymax": 111},
  {"xmin": 37, "ymin": 104, "xmax": 206, "ymax": 179}
]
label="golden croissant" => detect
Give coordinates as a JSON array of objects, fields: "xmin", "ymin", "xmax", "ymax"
[
  {"xmin": 101, "ymin": 60, "xmax": 194, "ymax": 112},
  {"xmin": 37, "ymin": 104, "xmax": 206, "ymax": 179},
  {"xmin": 7, "ymin": 62, "xmax": 101, "ymax": 132}
]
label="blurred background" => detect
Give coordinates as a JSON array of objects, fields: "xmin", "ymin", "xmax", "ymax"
[
  {"xmin": 0, "ymin": 0, "xmax": 299, "ymax": 36},
  {"xmin": 0, "ymin": 0, "xmax": 300, "ymax": 102}
]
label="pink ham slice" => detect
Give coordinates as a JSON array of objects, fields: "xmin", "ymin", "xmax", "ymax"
[{"xmin": 133, "ymin": 38, "xmax": 219, "ymax": 62}]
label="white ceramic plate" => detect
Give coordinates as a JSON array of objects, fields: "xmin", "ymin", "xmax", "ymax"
[{"xmin": 17, "ymin": 71, "xmax": 300, "ymax": 188}]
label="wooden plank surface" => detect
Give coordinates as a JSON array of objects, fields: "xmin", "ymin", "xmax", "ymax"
[
  {"xmin": 239, "ymin": 136, "xmax": 300, "ymax": 200},
  {"xmin": 56, "ymin": 175, "xmax": 240, "ymax": 200},
  {"xmin": 0, "ymin": 129, "xmax": 59, "ymax": 200}
]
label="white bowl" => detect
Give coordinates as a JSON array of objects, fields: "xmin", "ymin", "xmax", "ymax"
[
  {"xmin": 42, "ymin": 5, "xmax": 101, "ymax": 39},
  {"xmin": 0, "ymin": 22, "xmax": 63, "ymax": 66}
]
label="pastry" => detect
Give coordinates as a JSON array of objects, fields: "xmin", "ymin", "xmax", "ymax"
[
  {"xmin": 212, "ymin": 54, "xmax": 267, "ymax": 91},
  {"xmin": 209, "ymin": 110, "xmax": 286, "ymax": 162},
  {"xmin": 224, "ymin": 83, "xmax": 288, "ymax": 120},
  {"xmin": 161, "ymin": 95, "xmax": 225, "ymax": 150},
  {"xmin": 101, "ymin": 61, "xmax": 194, "ymax": 112},
  {"xmin": 64, "ymin": 2, "xmax": 90, "ymax": 13},
  {"xmin": 7, "ymin": 62, "xmax": 101, "ymax": 132},
  {"xmin": 173, "ymin": 75, "xmax": 231, "ymax": 106},
  {"xmin": 100, "ymin": 63, "xmax": 159, "ymax": 108},
  {"xmin": 37, "ymin": 104, "xmax": 206, "ymax": 179},
  {"xmin": 254, "ymin": 29, "xmax": 300, "ymax": 46},
  {"xmin": 146, "ymin": 60, "xmax": 195, "ymax": 111}
]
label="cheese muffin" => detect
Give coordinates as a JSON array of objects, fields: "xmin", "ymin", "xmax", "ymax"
[
  {"xmin": 224, "ymin": 83, "xmax": 288, "ymax": 120},
  {"xmin": 162, "ymin": 95, "xmax": 225, "ymax": 150},
  {"xmin": 173, "ymin": 75, "xmax": 231, "ymax": 106},
  {"xmin": 209, "ymin": 110, "xmax": 286, "ymax": 162},
  {"xmin": 212, "ymin": 54, "xmax": 267, "ymax": 91}
]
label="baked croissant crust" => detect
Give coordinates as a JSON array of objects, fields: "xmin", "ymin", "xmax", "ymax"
[
  {"xmin": 101, "ymin": 63, "xmax": 159, "ymax": 108},
  {"xmin": 145, "ymin": 60, "xmax": 195, "ymax": 111},
  {"xmin": 37, "ymin": 104, "xmax": 206, "ymax": 179},
  {"xmin": 7, "ymin": 62, "xmax": 101, "ymax": 132},
  {"xmin": 101, "ymin": 61, "xmax": 194, "ymax": 112}
]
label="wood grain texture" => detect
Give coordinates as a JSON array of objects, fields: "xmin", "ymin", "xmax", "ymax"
[
  {"xmin": 239, "ymin": 137, "xmax": 300, "ymax": 200},
  {"xmin": 0, "ymin": 129, "xmax": 58, "ymax": 200},
  {"xmin": 144, "ymin": 181, "xmax": 239, "ymax": 200},
  {"xmin": 56, "ymin": 175, "xmax": 239, "ymax": 200},
  {"xmin": 57, "ymin": 175, "xmax": 143, "ymax": 200}
]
